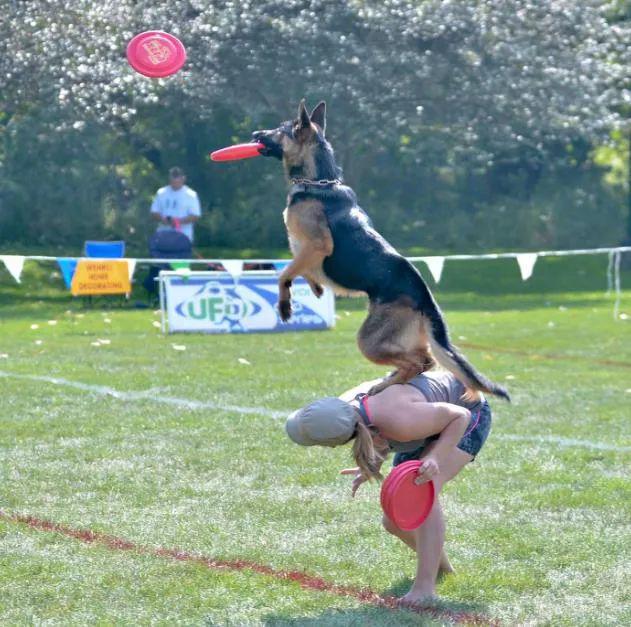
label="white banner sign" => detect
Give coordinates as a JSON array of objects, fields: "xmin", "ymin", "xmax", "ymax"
[{"xmin": 160, "ymin": 271, "xmax": 335, "ymax": 334}]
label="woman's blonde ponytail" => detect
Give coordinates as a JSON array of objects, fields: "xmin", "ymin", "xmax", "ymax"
[{"xmin": 352, "ymin": 420, "xmax": 384, "ymax": 481}]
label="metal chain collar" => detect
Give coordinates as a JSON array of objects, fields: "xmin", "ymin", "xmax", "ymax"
[{"xmin": 290, "ymin": 178, "xmax": 341, "ymax": 187}]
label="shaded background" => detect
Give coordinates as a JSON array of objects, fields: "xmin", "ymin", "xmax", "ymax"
[{"xmin": 0, "ymin": 0, "xmax": 629, "ymax": 254}]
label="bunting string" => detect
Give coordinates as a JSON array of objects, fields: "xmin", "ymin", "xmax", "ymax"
[
  {"xmin": 1, "ymin": 246, "xmax": 629, "ymax": 319},
  {"xmin": 7, "ymin": 245, "xmax": 628, "ymax": 267}
]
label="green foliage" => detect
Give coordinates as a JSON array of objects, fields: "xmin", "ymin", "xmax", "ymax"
[
  {"xmin": 0, "ymin": 1, "xmax": 630, "ymax": 251},
  {"xmin": 594, "ymin": 130, "xmax": 630, "ymax": 189}
]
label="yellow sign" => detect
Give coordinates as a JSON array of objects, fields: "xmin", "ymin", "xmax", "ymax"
[{"xmin": 71, "ymin": 260, "xmax": 131, "ymax": 296}]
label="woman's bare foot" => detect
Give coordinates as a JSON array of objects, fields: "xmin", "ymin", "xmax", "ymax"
[{"xmin": 399, "ymin": 588, "xmax": 438, "ymax": 608}]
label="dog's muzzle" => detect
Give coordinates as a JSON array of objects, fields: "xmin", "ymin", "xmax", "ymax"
[{"xmin": 252, "ymin": 131, "xmax": 283, "ymax": 159}]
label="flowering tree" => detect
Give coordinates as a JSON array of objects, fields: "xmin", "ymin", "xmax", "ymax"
[
  {"xmin": 2, "ymin": 1, "xmax": 627, "ymax": 146},
  {"xmin": 0, "ymin": 0, "xmax": 629, "ymax": 248}
]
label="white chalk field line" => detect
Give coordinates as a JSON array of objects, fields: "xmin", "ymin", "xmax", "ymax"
[
  {"xmin": 1, "ymin": 370, "xmax": 629, "ymax": 453},
  {"xmin": 0, "ymin": 370, "xmax": 286, "ymax": 419}
]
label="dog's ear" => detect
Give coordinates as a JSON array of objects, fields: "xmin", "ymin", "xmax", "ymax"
[
  {"xmin": 297, "ymin": 99, "xmax": 311, "ymax": 129},
  {"xmin": 310, "ymin": 101, "xmax": 326, "ymax": 134}
]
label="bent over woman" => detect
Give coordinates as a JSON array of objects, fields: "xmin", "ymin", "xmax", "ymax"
[{"xmin": 285, "ymin": 369, "xmax": 492, "ymax": 605}]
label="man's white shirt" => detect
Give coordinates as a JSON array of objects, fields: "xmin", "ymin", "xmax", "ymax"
[{"xmin": 150, "ymin": 185, "xmax": 201, "ymax": 242}]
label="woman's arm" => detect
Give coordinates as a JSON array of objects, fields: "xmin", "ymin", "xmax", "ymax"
[
  {"xmin": 423, "ymin": 410, "xmax": 469, "ymax": 460},
  {"xmin": 414, "ymin": 410, "xmax": 471, "ymax": 483},
  {"xmin": 371, "ymin": 385, "xmax": 471, "ymax": 483}
]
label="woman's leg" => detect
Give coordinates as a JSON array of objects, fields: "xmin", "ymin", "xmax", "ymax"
[
  {"xmin": 400, "ymin": 497, "xmax": 446, "ymax": 602},
  {"xmin": 382, "ymin": 515, "xmax": 453, "ymax": 574},
  {"xmin": 382, "ymin": 514, "xmax": 416, "ymax": 550},
  {"xmin": 398, "ymin": 447, "xmax": 474, "ymax": 604}
]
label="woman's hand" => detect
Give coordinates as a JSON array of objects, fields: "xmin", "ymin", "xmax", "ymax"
[
  {"xmin": 414, "ymin": 456, "xmax": 439, "ymax": 484},
  {"xmin": 340, "ymin": 467, "xmax": 368, "ymax": 497}
]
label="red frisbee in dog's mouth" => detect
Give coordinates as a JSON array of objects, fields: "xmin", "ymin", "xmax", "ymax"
[
  {"xmin": 126, "ymin": 31, "xmax": 186, "ymax": 78},
  {"xmin": 210, "ymin": 143, "xmax": 265, "ymax": 162}
]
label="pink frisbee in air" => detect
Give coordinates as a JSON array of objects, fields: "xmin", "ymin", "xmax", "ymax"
[
  {"xmin": 210, "ymin": 143, "xmax": 265, "ymax": 162},
  {"xmin": 126, "ymin": 31, "xmax": 186, "ymax": 78}
]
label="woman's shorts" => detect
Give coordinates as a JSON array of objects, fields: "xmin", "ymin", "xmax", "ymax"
[{"xmin": 393, "ymin": 400, "xmax": 492, "ymax": 467}]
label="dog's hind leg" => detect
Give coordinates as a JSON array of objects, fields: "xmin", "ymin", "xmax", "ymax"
[
  {"xmin": 357, "ymin": 301, "xmax": 435, "ymax": 395},
  {"xmin": 366, "ymin": 356, "xmax": 430, "ymax": 395}
]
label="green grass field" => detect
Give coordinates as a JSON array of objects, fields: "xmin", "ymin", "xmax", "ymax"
[{"xmin": 0, "ymin": 255, "xmax": 629, "ymax": 625}]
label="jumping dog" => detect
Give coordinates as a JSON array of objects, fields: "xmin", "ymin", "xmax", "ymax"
[{"xmin": 253, "ymin": 101, "xmax": 509, "ymax": 400}]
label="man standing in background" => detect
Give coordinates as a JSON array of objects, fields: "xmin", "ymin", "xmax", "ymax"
[{"xmin": 150, "ymin": 167, "xmax": 201, "ymax": 242}]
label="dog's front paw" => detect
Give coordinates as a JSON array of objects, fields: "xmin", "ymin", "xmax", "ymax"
[
  {"xmin": 418, "ymin": 355, "xmax": 436, "ymax": 374},
  {"xmin": 367, "ymin": 381, "xmax": 388, "ymax": 396},
  {"xmin": 367, "ymin": 371, "xmax": 398, "ymax": 396},
  {"xmin": 278, "ymin": 299, "xmax": 292, "ymax": 322},
  {"xmin": 312, "ymin": 283, "xmax": 324, "ymax": 298}
]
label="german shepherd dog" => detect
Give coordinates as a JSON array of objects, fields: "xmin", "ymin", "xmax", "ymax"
[{"xmin": 253, "ymin": 101, "xmax": 509, "ymax": 400}]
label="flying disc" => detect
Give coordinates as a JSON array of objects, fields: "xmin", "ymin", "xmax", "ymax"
[
  {"xmin": 126, "ymin": 31, "xmax": 186, "ymax": 78},
  {"xmin": 380, "ymin": 461, "xmax": 410, "ymax": 519},
  {"xmin": 380, "ymin": 467, "xmax": 396, "ymax": 513},
  {"xmin": 381, "ymin": 461, "xmax": 435, "ymax": 531},
  {"xmin": 384, "ymin": 461, "xmax": 432, "ymax": 515},
  {"xmin": 210, "ymin": 143, "xmax": 265, "ymax": 162},
  {"xmin": 383, "ymin": 468, "xmax": 434, "ymax": 530},
  {"xmin": 381, "ymin": 460, "xmax": 418, "ymax": 519},
  {"xmin": 389, "ymin": 467, "xmax": 435, "ymax": 530}
]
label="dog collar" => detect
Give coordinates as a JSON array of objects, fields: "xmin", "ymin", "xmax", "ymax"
[{"xmin": 290, "ymin": 178, "xmax": 341, "ymax": 187}]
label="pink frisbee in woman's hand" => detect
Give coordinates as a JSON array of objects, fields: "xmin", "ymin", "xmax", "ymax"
[
  {"xmin": 126, "ymin": 31, "xmax": 186, "ymax": 78},
  {"xmin": 381, "ymin": 460, "xmax": 435, "ymax": 531},
  {"xmin": 381, "ymin": 460, "xmax": 417, "ymax": 521},
  {"xmin": 210, "ymin": 143, "xmax": 265, "ymax": 162}
]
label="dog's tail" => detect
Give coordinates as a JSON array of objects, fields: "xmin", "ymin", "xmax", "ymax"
[{"xmin": 422, "ymin": 306, "xmax": 511, "ymax": 402}]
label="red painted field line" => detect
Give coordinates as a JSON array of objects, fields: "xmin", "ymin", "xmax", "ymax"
[
  {"xmin": 460, "ymin": 342, "xmax": 631, "ymax": 369},
  {"xmin": 0, "ymin": 509, "xmax": 497, "ymax": 625}
]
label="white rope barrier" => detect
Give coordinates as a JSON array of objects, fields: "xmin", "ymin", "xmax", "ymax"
[
  {"xmin": 613, "ymin": 249, "xmax": 622, "ymax": 321},
  {"xmin": 1, "ymin": 246, "xmax": 629, "ymax": 319},
  {"xmin": 411, "ymin": 245, "xmax": 631, "ymax": 261},
  {"xmin": 13, "ymin": 245, "xmax": 630, "ymax": 265}
]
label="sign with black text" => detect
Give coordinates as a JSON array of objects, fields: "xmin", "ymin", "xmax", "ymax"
[{"xmin": 159, "ymin": 271, "xmax": 335, "ymax": 334}]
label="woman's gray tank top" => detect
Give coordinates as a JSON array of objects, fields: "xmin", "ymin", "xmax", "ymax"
[{"xmin": 386, "ymin": 370, "xmax": 484, "ymax": 453}]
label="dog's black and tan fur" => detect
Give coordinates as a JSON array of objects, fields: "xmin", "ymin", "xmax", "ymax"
[{"xmin": 253, "ymin": 101, "xmax": 509, "ymax": 400}]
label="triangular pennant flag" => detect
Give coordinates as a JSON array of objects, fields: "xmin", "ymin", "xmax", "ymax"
[
  {"xmin": 127, "ymin": 259, "xmax": 137, "ymax": 282},
  {"xmin": 222, "ymin": 259, "xmax": 243, "ymax": 279},
  {"xmin": 421, "ymin": 257, "xmax": 445, "ymax": 283},
  {"xmin": 1, "ymin": 255, "xmax": 25, "ymax": 283},
  {"xmin": 57, "ymin": 258, "xmax": 78, "ymax": 289},
  {"xmin": 273, "ymin": 261, "xmax": 291, "ymax": 274},
  {"xmin": 516, "ymin": 253, "xmax": 538, "ymax": 281}
]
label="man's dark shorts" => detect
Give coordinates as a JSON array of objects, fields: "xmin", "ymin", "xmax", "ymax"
[{"xmin": 393, "ymin": 400, "xmax": 492, "ymax": 467}]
